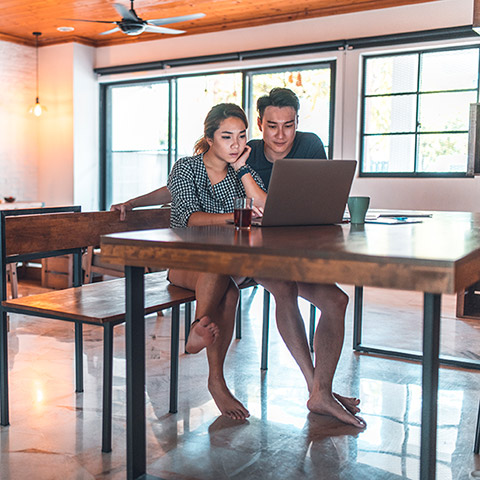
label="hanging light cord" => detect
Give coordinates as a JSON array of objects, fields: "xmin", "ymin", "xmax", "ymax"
[{"xmin": 33, "ymin": 32, "xmax": 41, "ymax": 102}]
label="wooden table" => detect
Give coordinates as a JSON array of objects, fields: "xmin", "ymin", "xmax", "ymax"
[{"xmin": 101, "ymin": 211, "xmax": 480, "ymax": 480}]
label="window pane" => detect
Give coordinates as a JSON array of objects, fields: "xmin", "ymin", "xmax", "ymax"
[
  {"xmin": 420, "ymin": 49, "xmax": 479, "ymax": 92},
  {"xmin": 249, "ymin": 66, "xmax": 332, "ymax": 154},
  {"xmin": 365, "ymin": 54, "xmax": 418, "ymax": 95},
  {"xmin": 110, "ymin": 152, "xmax": 168, "ymax": 205},
  {"xmin": 176, "ymin": 73, "xmax": 243, "ymax": 158},
  {"xmin": 108, "ymin": 82, "xmax": 169, "ymax": 206},
  {"xmin": 418, "ymin": 91, "xmax": 476, "ymax": 132},
  {"xmin": 364, "ymin": 95, "xmax": 416, "ymax": 134},
  {"xmin": 111, "ymin": 83, "xmax": 169, "ymax": 151},
  {"xmin": 363, "ymin": 135, "xmax": 415, "ymax": 173},
  {"xmin": 417, "ymin": 133, "xmax": 468, "ymax": 172}
]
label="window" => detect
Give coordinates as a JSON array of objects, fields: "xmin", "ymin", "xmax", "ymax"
[
  {"xmin": 176, "ymin": 73, "xmax": 243, "ymax": 159},
  {"xmin": 361, "ymin": 47, "xmax": 480, "ymax": 176},
  {"xmin": 247, "ymin": 63, "xmax": 334, "ymax": 156},
  {"xmin": 101, "ymin": 62, "xmax": 335, "ymax": 209},
  {"xmin": 104, "ymin": 81, "xmax": 170, "ymax": 208}
]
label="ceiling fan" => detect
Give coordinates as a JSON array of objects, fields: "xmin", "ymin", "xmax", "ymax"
[{"xmin": 65, "ymin": 0, "xmax": 205, "ymax": 36}]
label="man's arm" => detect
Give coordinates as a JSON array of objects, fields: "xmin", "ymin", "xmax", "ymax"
[{"xmin": 110, "ymin": 186, "xmax": 172, "ymax": 220}]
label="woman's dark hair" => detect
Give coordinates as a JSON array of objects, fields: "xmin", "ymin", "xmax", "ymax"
[
  {"xmin": 256, "ymin": 87, "xmax": 300, "ymax": 122},
  {"xmin": 194, "ymin": 103, "xmax": 248, "ymax": 155}
]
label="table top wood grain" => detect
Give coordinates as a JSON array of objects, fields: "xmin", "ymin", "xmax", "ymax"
[{"xmin": 100, "ymin": 211, "xmax": 480, "ymax": 294}]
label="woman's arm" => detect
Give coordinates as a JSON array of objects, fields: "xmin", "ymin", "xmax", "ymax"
[{"xmin": 188, "ymin": 212, "xmax": 233, "ymax": 226}]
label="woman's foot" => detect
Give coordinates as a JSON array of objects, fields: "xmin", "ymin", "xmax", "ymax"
[
  {"xmin": 186, "ymin": 316, "xmax": 219, "ymax": 354},
  {"xmin": 307, "ymin": 391, "xmax": 366, "ymax": 428},
  {"xmin": 208, "ymin": 379, "xmax": 250, "ymax": 420}
]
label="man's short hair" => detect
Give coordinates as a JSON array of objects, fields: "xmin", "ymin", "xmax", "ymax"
[{"xmin": 257, "ymin": 87, "xmax": 300, "ymax": 121}]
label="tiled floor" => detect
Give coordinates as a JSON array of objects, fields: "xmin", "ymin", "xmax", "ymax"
[{"xmin": 0, "ymin": 282, "xmax": 479, "ymax": 479}]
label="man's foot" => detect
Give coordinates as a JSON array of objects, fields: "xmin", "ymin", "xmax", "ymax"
[
  {"xmin": 307, "ymin": 391, "xmax": 366, "ymax": 428},
  {"xmin": 185, "ymin": 316, "xmax": 219, "ymax": 354},
  {"xmin": 333, "ymin": 393, "xmax": 360, "ymax": 414},
  {"xmin": 208, "ymin": 380, "xmax": 250, "ymax": 421}
]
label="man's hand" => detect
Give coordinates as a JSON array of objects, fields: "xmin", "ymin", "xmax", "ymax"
[
  {"xmin": 252, "ymin": 205, "xmax": 264, "ymax": 218},
  {"xmin": 110, "ymin": 201, "xmax": 133, "ymax": 221}
]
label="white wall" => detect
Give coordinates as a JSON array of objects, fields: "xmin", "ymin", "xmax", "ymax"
[
  {"xmin": 73, "ymin": 43, "xmax": 99, "ymax": 211},
  {"xmin": 37, "ymin": 43, "xmax": 98, "ymax": 210},
  {"xmin": 0, "ymin": 41, "xmax": 38, "ymax": 203}
]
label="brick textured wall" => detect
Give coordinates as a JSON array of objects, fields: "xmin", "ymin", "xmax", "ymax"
[{"xmin": 0, "ymin": 41, "xmax": 38, "ymax": 203}]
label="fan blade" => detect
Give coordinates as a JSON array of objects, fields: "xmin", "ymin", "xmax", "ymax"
[
  {"xmin": 144, "ymin": 24, "xmax": 185, "ymax": 34},
  {"xmin": 62, "ymin": 18, "xmax": 117, "ymax": 24},
  {"xmin": 147, "ymin": 13, "xmax": 205, "ymax": 26},
  {"xmin": 113, "ymin": 3, "xmax": 138, "ymax": 21},
  {"xmin": 99, "ymin": 27, "xmax": 121, "ymax": 35}
]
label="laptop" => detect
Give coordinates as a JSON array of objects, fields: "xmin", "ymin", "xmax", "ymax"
[{"xmin": 253, "ymin": 158, "xmax": 357, "ymax": 226}]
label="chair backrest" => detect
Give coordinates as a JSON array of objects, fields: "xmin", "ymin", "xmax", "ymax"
[
  {"xmin": 0, "ymin": 206, "xmax": 82, "ymax": 302},
  {"xmin": 3, "ymin": 208, "xmax": 171, "ymax": 258},
  {"xmin": 0, "ymin": 207, "xmax": 171, "ymax": 296}
]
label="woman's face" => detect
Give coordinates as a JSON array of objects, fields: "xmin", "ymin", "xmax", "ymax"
[{"xmin": 207, "ymin": 116, "xmax": 247, "ymax": 164}]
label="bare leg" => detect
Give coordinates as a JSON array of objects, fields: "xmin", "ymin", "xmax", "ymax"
[
  {"xmin": 169, "ymin": 270, "xmax": 249, "ymax": 419},
  {"xmin": 169, "ymin": 269, "xmax": 229, "ymax": 352},
  {"xmin": 299, "ymin": 282, "xmax": 364, "ymax": 427},
  {"xmin": 206, "ymin": 279, "xmax": 250, "ymax": 420},
  {"xmin": 256, "ymin": 279, "xmax": 315, "ymax": 387}
]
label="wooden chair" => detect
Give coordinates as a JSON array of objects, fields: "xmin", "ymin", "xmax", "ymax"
[{"xmin": 0, "ymin": 207, "xmax": 196, "ymax": 453}]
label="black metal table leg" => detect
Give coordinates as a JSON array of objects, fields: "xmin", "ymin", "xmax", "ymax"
[
  {"xmin": 125, "ymin": 266, "xmax": 146, "ymax": 480},
  {"xmin": 261, "ymin": 289, "xmax": 270, "ymax": 371},
  {"xmin": 420, "ymin": 292, "xmax": 440, "ymax": 480}
]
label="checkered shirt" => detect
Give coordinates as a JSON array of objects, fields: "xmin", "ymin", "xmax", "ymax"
[{"xmin": 167, "ymin": 154, "xmax": 266, "ymax": 228}]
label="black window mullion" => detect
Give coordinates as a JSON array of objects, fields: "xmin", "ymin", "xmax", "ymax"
[{"xmin": 414, "ymin": 53, "xmax": 422, "ymax": 174}]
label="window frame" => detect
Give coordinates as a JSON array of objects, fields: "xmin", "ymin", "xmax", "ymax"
[{"xmin": 359, "ymin": 44, "xmax": 480, "ymax": 178}]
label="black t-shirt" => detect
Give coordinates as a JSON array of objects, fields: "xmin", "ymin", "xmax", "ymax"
[{"xmin": 246, "ymin": 131, "xmax": 327, "ymax": 189}]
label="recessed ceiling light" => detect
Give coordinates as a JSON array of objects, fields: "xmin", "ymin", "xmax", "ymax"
[{"xmin": 57, "ymin": 26, "xmax": 75, "ymax": 32}]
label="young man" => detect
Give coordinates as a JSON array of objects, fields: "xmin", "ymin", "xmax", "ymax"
[{"xmin": 111, "ymin": 88, "xmax": 364, "ymax": 428}]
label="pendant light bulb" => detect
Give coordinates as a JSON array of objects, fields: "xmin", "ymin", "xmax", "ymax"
[{"xmin": 29, "ymin": 32, "xmax": 46, "ymax": 117}]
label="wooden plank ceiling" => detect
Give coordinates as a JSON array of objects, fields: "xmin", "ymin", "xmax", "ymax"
[{"xmin": 0, "ymin": 0, "xmax": 442, "ymax": 47}]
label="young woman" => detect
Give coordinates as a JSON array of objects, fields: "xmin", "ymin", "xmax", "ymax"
[{"xmin": 167, "ymin": 103, "xmax": 266, "ymax": 420}]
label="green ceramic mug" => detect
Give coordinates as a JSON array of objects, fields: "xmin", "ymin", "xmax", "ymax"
[{"xmin": 347, "ymin": 196, "xmax": 370, "ymax": 224}]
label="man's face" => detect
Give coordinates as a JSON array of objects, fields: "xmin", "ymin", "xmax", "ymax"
[{"xmin": 257, "ymin": 106, "xmax": 298, "ymax": 161}]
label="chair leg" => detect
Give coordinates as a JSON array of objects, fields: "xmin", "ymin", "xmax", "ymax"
[
  {"xmin": 261, "ymin": 289, "xmax": 270, "ymax": 370},
  {"xmin": 309, "ymin": 304, "xmax": 315, "ymax": 353},
  {"xmin": 170, "ymin": 305, "xmax": 180, "ymax": 413},
  {"xmin": 184, "ymin": 302, "xmax": 192, "ymax": 353},
  {"xmin": 236, "ymin": 291, "xmax": 242, "ymax": 339},
  {"xmin": 475, "ymin": 400, "xmax": 480, "ymax": 454},
  {"xmin": 353, "ymin": 286, "xmax": 364, "ymax": 350},
  {"xmin": 7, "ymin": 264, "xmax": 18, "ymax": 299},
  {"xmin": 74, "ymin": 322, "xmax": 84, "ymax": 393},
  {"xmin": 102, "ymin": 324, "xmax": 114, "ymax": 453},
  {"xmin": 0, "ymin": 311, "xmax": 9, "ymax": 426}
]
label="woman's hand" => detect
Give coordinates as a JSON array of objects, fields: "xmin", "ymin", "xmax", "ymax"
[{"xmin": 232, "ymin": 145, "xmax": 251, "ymax": 171}]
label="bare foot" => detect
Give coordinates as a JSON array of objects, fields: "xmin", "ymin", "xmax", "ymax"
[
  {"xmin": 307, "ymin": 392, "xmax": 366, "ymax": 428},
  {"xmin": 333, "ymin": 393, "xmax": 360, "ymax": 414},
  {"xmin": 208, "ymin": 379, "xmax": 250, "ymax": 421},
  {"xmin": 186, "ymin": 316, "xmax": 219, "ymax": 354}
]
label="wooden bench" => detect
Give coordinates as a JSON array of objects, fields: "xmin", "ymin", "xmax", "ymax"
[{"xmin": 0, "ymin": 206, "xmax": 196, "ymax": 453}]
